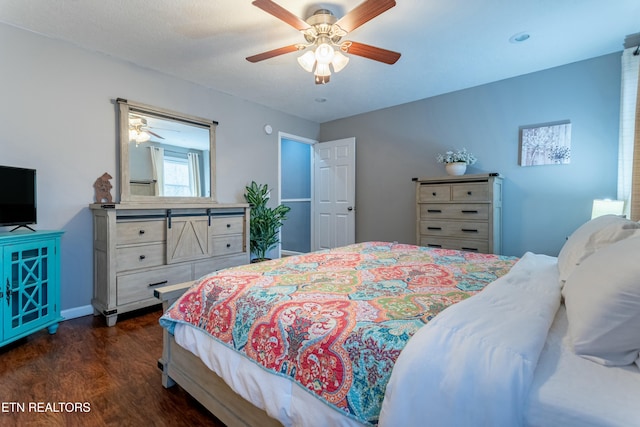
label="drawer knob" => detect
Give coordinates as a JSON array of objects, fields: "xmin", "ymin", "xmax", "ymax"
[
  {"xmin": 139, "ymin": 229, "xmax": 145, "ymax": 235},
  {"xmin": 139, "ymin": 255, "xmax": 146, "ymax": 260},
  {"xmin": 432, "ymin": 192, "xmax": 437, "ymax": 196},
  {"xmin": 226, "ymin": 223, "xmax": 231, "ymax": 228},
  {"xmin": 467, "ymin": 191, "xmax": 472, "ymax": 195},
  {"xmin": 226, "ymin": 243, "xmax": 231, "ymax": 248}
]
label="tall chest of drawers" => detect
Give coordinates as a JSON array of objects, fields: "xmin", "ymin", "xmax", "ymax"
[
  {"xmin": 415, "ymin": 174, "xmax": 503, "ymax": 254},
  {"xmin": 90, "ymin": 203, "xmax": 250, "ymax": 326}
]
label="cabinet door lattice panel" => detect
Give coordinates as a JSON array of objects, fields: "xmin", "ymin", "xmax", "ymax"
[{"xmin": 1, "ymin": 230, "xmax": 63, "ymax": 348}]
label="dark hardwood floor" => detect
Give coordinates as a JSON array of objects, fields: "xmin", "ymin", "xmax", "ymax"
[{"xmin": 0, "ymin": 306, "xmax": 225, "ymax": 427}]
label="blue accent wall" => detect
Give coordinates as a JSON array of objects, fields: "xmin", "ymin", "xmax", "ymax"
[
  {"xmin": 281, "ymin": 138, "xmax": 312, "ymax": 253},
  {"xmin": 319, "ymin": 53, "xmax": 621, "ymax": 257}
]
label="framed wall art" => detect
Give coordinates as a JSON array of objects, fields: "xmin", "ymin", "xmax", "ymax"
[{"xmin": 519, "ymin": 120, "xmax": 571, "ymax": 166}]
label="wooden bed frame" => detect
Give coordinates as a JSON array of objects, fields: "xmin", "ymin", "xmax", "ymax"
[{"xmin": 155, "ymin": 282, "xmax": 282, "ymax": 427}]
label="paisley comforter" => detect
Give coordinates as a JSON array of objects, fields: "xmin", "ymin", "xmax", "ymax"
[{"xmin": 160, "ymin": 242, "xmax": 518, "ymax": 426}]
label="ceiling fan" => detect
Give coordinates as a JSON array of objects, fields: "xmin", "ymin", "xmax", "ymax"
[
  {"xmin": 129, "ymin": 115, "xmax": 165, "ymax": 144},
  {"xmin": 246, "ymin": 0, "xmax": 401, "ymax": 84}
]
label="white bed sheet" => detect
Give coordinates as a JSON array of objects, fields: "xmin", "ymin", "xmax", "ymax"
[{"xmin": 526, "ymin": 304, "xmax": 640, "ymax": 427}]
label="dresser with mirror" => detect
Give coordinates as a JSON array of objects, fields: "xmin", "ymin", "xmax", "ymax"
[{"xmin": 90, "ymin": 99, "xmax": 249, "ymax": 326}]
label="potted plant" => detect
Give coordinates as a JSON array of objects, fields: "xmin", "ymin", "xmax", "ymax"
[
  {"xmin": 244, "ymin": 181, "xmax": 291, "ymax": 262},
  {"xmin": 436, "ymin": 148, "xmax": 477, "ymax": 175}
]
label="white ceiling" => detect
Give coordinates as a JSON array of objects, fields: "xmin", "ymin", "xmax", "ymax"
[{"xmin": 1, "ymin": 0, "xmax": 638, "ymax": 123}]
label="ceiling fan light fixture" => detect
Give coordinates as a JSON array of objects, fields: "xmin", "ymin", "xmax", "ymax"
[
  {"xmin": 129, "ymin": 129, "xmax": 151, "ymax": 144},
  {"xmin": 297, "ymin": 50, "xmax": 316, "ymax": 72},
  {"xmin": 315, "ymin": 63, "xmax": 331, "ymax": 77},
  {"xmin": 314, "ymin": 74, "xmax": 330, "ymax": 85},
  {"xmin": 331, "ymin": 50, "xmax": 349, "ymax": 73},
  {"xmin": 314, "ymin": 42, "xmax": 335, "ymax": 64}
]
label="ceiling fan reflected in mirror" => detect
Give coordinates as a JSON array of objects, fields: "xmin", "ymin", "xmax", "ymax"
[
  {"xmin": 129, "ymin": 115, "xmax": 165, "ymax": 144},
  {"xmin": 246, "ymin": 0, "xmax": 401, "ymax": 84}
]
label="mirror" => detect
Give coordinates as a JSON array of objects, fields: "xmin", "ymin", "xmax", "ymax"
[{"xmin": 117, "ymin": 99, "xmax": 217, "ymax": 204}]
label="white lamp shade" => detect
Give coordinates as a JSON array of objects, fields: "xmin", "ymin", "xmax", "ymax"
[
  {"xmin": 297, "ymin": 51, "xmax": 316, "ymax": 73},
  {"xmin": 315, "ymin": 43, "xmax": 335, "ymax": 64},
  {"xmin": 591, "ymin": 199, "xmax": 625, "ymax": 219},
  {"xmin": 315, "ymin": 63, "xmax": 331, "ymax": 77},
  {"xmin": 331, "ymin": 50, "xmax": 349, "ymax": 73}
]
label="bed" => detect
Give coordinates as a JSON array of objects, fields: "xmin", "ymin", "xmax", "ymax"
[{"xmin": 156, "ymin": 215, "xmax": 640, "ymax": 427}]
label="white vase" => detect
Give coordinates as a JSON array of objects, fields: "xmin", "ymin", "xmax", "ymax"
[{"xmin": 445, "ymin": 162, "xmax": 467, "ymax": 176}]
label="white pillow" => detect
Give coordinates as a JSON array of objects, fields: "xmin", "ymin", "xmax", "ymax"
[
  {"xmin": 557, "ymin": 215, "xmax": 640, "ymax": 283},
  {"xmin": 563, "ymin": 235, "xmax": 640, "ymax": 366}
]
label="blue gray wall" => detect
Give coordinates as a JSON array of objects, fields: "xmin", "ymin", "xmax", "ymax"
[{"xmin": 319, "ymin": 53, "xmax": 621, "ymax": 257}]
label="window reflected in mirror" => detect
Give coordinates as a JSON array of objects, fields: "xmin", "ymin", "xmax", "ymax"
[{"xmin": 128, "ymin": 113, "xmax": 210, "ymax": 197}]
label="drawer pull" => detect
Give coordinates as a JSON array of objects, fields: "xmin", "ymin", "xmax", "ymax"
[
  {"xmin": 461, "ymin": 229, "xmax": 479, "ymax": 233},
  {"xmin": 467, "ymin": 191, "xmax": 472, "ymax": 195},
  {"xmin": 427, "ymin": 244, "xmax": 442, "ymax": 248},
  {"xmin": 148, "ymin": 280, "xmax": 168, "ymax": 288},
  {"xmin": 462, "ymin": 247, "xmax": 479, "ymax": 252},
  {"xmin": 461, "ymin": 210, "xmax": 479, "ymax": 214},
  {"xmin": 226, "ymin": 243, "xmax": 231, "ymax": 248},
  {"xmin": 139, "ymin": 229, "xmax": 145, "ymax": 235},
  {"xmin": 432, "ymin": 192, "xmax": 437, "ymax": 196},
  {"xmin": 226, "ymin": 223, "xmax": 231, "ymax": 228},
  {"xmin": 139, "ymin": 255, "xmax": 146, "ymax": 260},
  {"xmin": 427, "ymin": 227, "xmax": 442, "ymax": 230},
  {"xmin": 427, "ymin": 209, "xmax": 442, "ymax": 213}
]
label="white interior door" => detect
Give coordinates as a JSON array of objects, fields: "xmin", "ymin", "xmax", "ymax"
[{"xmin": 313, "ymin": 137, "xmax": 356, "ymax": 250}]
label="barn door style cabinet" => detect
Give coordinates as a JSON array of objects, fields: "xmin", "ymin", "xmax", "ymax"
[
  {"xmin": 415, "ymin": 174, "xmax": 503, "ymax": 254},
  {"xmin": 90, "ymin": 203, "xmax": 250, "ymax": 326},
  {"xmin": 0, "ymin": 230, "xmax": 64, "ymax": 347}
]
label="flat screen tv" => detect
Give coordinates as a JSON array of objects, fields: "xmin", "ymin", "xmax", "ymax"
[{"xmin": 0, "ymin": 165, "xmax": 37, "ymax": 231}]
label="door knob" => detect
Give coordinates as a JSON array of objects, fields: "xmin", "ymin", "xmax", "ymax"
[{"xmin": 347, "ymin": 206, "xmax": 354, "ymax": 211}]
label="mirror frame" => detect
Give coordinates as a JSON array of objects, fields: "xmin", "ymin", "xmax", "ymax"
[{"xmin": 116, "ymin": 98, "xmax": 217, "ymax": 204}]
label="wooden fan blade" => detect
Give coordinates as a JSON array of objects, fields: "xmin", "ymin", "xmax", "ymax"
[
  {"xmin": 335, "ymin": 0, "xmax": 396, "ymax": 33},
  {"xmin": 246, "ymin": 45, "xmax": 300, "ymax": 63},
  {"xmin": 251, "ymin": 0, "xmax": 310, "ymax": 31},
  {"xmin": 342, "ymin": 41, "xmax": 401, "ymax": 64},
  {"xmin": 146, "ymin": 130, "xmax": 164, "ymax": 139}
]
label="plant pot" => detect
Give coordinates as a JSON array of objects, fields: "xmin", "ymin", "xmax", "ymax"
[{"xmin": 445, "ymin": 162, "xmax": 467, "ymax": 176}]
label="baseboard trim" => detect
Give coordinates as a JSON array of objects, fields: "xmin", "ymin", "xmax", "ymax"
[{"xmin": 61, "ymin": 305, "xmax": 93, "ymax": 321}]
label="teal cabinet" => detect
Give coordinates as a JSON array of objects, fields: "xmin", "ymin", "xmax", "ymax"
[{"xmin": 0, "ymin": 230, "xmax": 63, "ymax": 347}]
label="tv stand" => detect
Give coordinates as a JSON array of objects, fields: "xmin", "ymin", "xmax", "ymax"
[{"xmin": 10, "ymin": 225, "xmax": 35, "ymax": 232}]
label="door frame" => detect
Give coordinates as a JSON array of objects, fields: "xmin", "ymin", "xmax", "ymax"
[{"xmin": 278, "ymin": 132, "xmax": 317, "ymax": 256}]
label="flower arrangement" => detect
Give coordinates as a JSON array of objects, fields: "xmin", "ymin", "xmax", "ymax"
[{"xmin": 436, "ymin": 148, "xmax": 477, "ymax": 165}]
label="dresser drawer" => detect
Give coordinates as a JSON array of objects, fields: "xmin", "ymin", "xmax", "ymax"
[
  {"xmin": 451, "ymin": 183, "xmax": 490, "ymax": 201},
  {"xmin": 419, "ymin": 203, "xmax": 489, "ymax": 220},
  {"xmin": 116, "ymin": 220, "xmax": 165, "ymax": 245},
  {"xmin": 193, "ymin": 253, "xmax": 249, "ymax": 279},
  {"xmin": 211, "ymin": 216, "xmax": 245, "ymax": 236},
  {"xmin": 116, "ymin": 243, "xmax": 165, "ymax": 272},
  {"xmin": 117, "ymin": 264, "xmax": 192, "ymax": 306},
  {"xmin": 420, "ymin": 220, "xmax": 489, "ymax": 239},
  {"xmin": 419, "ymin": 236, "xmax": 489, "ymax": 253},
  {"xmin": 211, "ymin": 235, "xmax": 245, "ymax": 256},
  {"xmin": 418, "ymin": 185, "xmax": 451, "ymax": 202}
]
